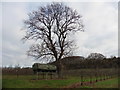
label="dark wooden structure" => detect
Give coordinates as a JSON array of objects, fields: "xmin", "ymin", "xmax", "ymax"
[{"xmin": 32, "ymin": 63, "xmax": 57, "ymax": 79}]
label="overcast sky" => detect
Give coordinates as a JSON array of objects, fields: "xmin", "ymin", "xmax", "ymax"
[{"xmin": 1, "ymin": 0, "xmax": 118, "ymax": 67}]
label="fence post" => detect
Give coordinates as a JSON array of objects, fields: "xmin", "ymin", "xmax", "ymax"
[
  {"xmin": 37, "ymin": 72, "xmax": 39, "ymax": 80},
  {"xmin": 16, "ymin": 69, "xmax": 19, "ymax": 78},
  {"xmin": 100, "ymin": 75, "xmax": 102, "ymax": 81},
  {"xmin": 45, "ymin": 72, "xmax": 48, "ymax": 80},
  {"xmin": 104, "ymin": 74, "xmax": 106, "ymax": 80},
  {"xmin": 43, "ymin": 72, "xmax": 45, "ymax": 79},
  {"xmin": 81, "ymin": 75, "xmax": 83, "ymax": 85},
  {"xmin": 50, "ymin": 72, "xmax": 52, "ymax": 79},
  {"xmin": 95, "ymin": 75, "xmax": 98, "ymax": 82},
  {"xmin": 90, "ymin": 75, "xmax": 92, "ymax": 83}
]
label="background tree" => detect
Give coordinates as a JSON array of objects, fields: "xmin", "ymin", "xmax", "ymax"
[
  {"xmin": 22, "ymin": 2, "xmax": 84, "ymax": 77},
  {"xmin": 15, "ymin": 64, "xmax": 20, "ymax": 78},
  {"xmin": 87, "ymin": 53, "xmax": 106, "ymax": 60}
]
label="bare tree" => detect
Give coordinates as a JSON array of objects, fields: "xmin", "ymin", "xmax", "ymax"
[
  {"xmin": 15, "ymin": 64, "xmax": 20, "ymax": 78},
  {"xmin": 22, "ymin": 2, "xmax": 84, "ymax": 77}
]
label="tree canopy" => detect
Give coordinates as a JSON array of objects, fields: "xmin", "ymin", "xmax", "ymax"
[
  {"xmin": 87, "ymin": 53, "xmax": 106, "ymax": 60},
  {"xmin": 23, "ymin": 2, "xmax": 84, "ymax": 63}
]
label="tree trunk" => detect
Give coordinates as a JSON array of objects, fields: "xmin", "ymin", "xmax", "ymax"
[{"xmin": 56, "ymin": 60, "xmax": 62, "ymax": 78}]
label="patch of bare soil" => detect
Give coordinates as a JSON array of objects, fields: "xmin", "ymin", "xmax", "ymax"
[
  {"xmin": 63, "ymin": 78, "xmax": 112, "ymax": 88},
  {"xmin": 63, "ymin": 81, "xmax": 95, "ymax": 88}
]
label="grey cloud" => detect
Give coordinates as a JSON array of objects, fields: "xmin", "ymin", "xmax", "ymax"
[{"xmin": 2, "ymin": 2, "xmax": 118, "ymax": 67}]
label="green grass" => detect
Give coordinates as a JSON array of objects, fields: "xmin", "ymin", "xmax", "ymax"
[
  {"xmin": 81, "ymin": 77, "xmax": 119, "ymax": 88},
  {"xmin": 2, "ymin": 75, "xmax": 81, "ymax": 88},
  {"xmin": 92, "ymin": 77, "xmax": 119, "ymax": 88},
  {"xmin": 2, "ymin": 75, "xmax": 119, "ymax": 88}
]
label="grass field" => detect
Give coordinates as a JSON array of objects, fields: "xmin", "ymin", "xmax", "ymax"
[
  {"xmin": 81, "ymin": 77, "xmax": 119, "ymax": 88},
  {"xmin": 92, "ymin": 77, "xmax": 119, "ymax": 88},
  {"xmin": 2, "ymin": 74, "xmax": 119, "ymax": 88},
  {"xmin": 2, "ymin": 75, "xmax": 81, "ymax": 88}
]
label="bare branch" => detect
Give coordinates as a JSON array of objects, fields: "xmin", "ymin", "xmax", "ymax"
[{"xmin": 23, "ymin": 2, "xmax": 84, "ymax": 63}]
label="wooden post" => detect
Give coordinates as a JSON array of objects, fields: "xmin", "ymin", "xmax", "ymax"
[
  {"xmin": 100, "ymin": 75, "xmax": 102, "ymax": 81},
  {"xmin": 43, "ymin": 72, "xmax": 45, "ymax": 79},
  {"xmin": 37, "ymin": 72, "xmax": 39, "ymax": 80},
  {"xmin": 103, "ymin": 74, "xmax": 105, "ymax": 80},
  {"xmin": 96, "ymin": 75, "xmax": 98, "ymax": 82},
  {"xmin": 104, "ymin": 74, "xmax": 106, "ymax": 80},
  {"xmin": 45, "ymin": 72, "xmax": 47, "ymax": 80},
  {"xmin": 99, "ymin": 75, "xmax": 101, "ymax": 81},
  {"xmin": 90, "ymin": 76, "xmax": 92, "ymax": 83},
  {"xmin": 81, "ymin": 75, "xmax": 83, "ymax": 85},
  {"xmin": 95, "ymin": 72, "xmax": 98, "ymax": 82},
  {"xmin": 16, "ymin": 69, "xmax": 18, "ymax": 78},
  {"xmin": 50, "ymin": 72, "xmax": 52, "ymax": 79}
]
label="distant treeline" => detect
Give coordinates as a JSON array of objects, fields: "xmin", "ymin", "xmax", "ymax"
[
  {"xmin": 51, "ymin": 56, "xmax": 120, "ymax": 70},
  {"xmin": 2, "ymin": 55, "xmax": 120, "ymax": 75},
  {"xmin": 2, "ymin": 67, "xmax": 33, "ymax": 75}
]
